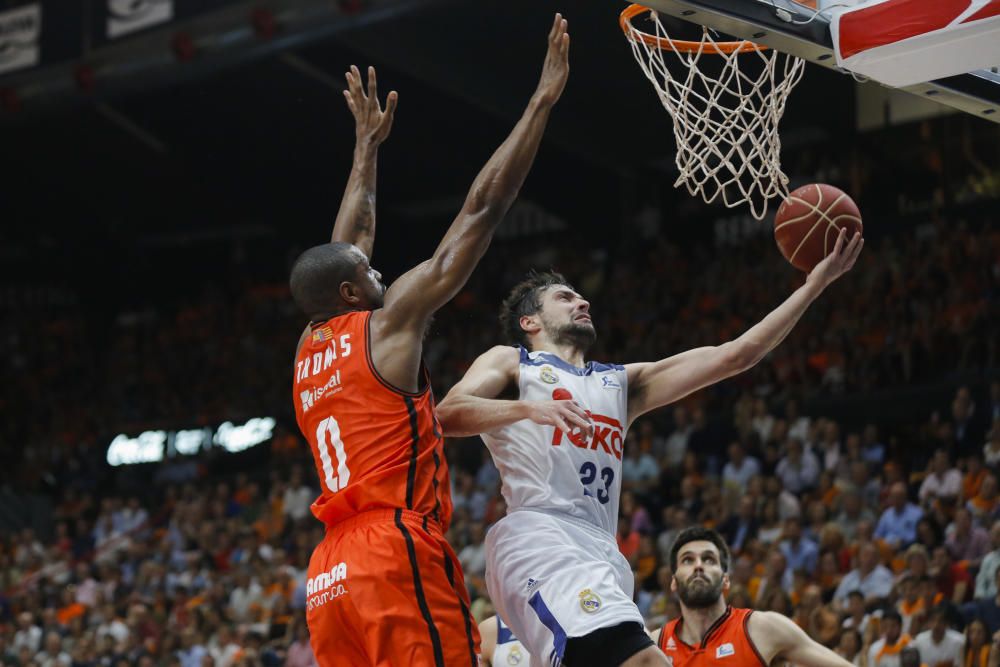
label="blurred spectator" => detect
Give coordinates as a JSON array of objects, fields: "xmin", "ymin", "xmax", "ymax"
[
  {"xmin": 961, "ymin": 567, "xmax": 1000, "ymax": 634},
  {"xmin": 912, "ymin": 607, "xmax": 964, "ymax": 667},
  {"xmin": 779, "ymin": 516, "xmax": 819, "ymax": 576},
  {"xmin": 919, "ymin": 449, "xmax": 963, "ymax": 506},
  {"xmin": 975, "ymin": 524, "xmax": 1000, "ymax": 601},
  {"xmin": 717, "ymin": 495, "xmax": 759, "ymax": 554},
  {"xmin": 945, "ymin": 507, "xmax": 991, "ymax": 567},
  {"xmin": 835, "ymin": 542, "xmax": 894, "ymax": 609},
  {"xmin": 721, "ymin": 442, "xmax": 761, "ymax": 495},
  {"xmin": 868, "ymin": 611, "xmax": 911, "ymax": 667},
  {"xmin": 776, "ymin": 439, "xmax": 820, "ymax": 494},
  {"xmin": 875, "ymin": 483, "xmax": 923, "ymax": 549},
  {"xmin": 962, "ymin": 618, "xmax": 991, "ymax": 667}
]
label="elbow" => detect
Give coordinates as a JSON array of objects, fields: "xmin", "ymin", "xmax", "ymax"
[{"xmin": 720, "ymin": 341, "xmax": 757, "ymax": 374}]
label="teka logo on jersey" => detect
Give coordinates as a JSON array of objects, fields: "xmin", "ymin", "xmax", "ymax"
[{"xmin": 550, "ymin": 389, "xmax": 623, "ymax": 460}]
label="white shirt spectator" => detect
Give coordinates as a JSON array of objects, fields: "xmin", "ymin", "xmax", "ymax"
[
  {"xmin": 834, "ymin": 565, "xmax": 894, "ymax": 605},
  {"xmin": 283, "ymin": 484, "xmax": 314, "ymax": 522},
  {"xmin": 228, "ymin": 579, "xmax": 263, "ymax": 622},
  {"xmin": 722, "ymin": 456, "xmax": 761, "ymax": 494},
  {"xmin": 34, "ymin": 650, "xmax": 72, "ymax": 667},
  {"xmin": 912, "ymin": 628, "xmax": 964, "ymax": 667},
  {"xmin": 867, "ymin": 637, "xmax": 909, "ymax": 667},
  {"xmin": 919, "ymin": 469, "xmax": 962, "ymax": 503},
  {"xmin": 664, "ymin": 426, "xmax": 692, "ymax": 468},
  {"xmin": 776, "ymin": 447, "xmax": 820, "ymax": 494},
  {"xmin": 458, "ymin": 542, "xmax": 487, "ymax": 578},
  {"xmin": 976, "ymin": 549, "xmax": 1000, "ymax": 599},
  {"xmin": 12, "ymin": 624, "xmax": 42, "ymax": 654}
]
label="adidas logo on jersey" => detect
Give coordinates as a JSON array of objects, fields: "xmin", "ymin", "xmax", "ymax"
[{"xmin": 665, "ymin": 638, "xmax": 676, "ymax": 651}]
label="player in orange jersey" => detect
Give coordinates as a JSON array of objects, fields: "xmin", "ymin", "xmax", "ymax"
[
  {"xmin": 653, "ymin": 527, "xmax": 852, "ymax": 667},
  {"xmin": 288, "ymin": 14, "xmax": 571, "ymax": 667}
]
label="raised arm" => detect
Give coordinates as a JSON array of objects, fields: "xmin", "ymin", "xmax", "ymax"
[
  {"xmin": 437, "ymin": 346, "xmax": 592, "ymax": 438},
  {"xmin": 378, "ymin": 14, "xmax": 569, "ymax": 332},
  {"xmin": 749, "ymin": 611, "xmax": 854, "ymax": 667},
  {"xmin": 330, "ymin": 65, "xmax": 398, "ymax": 258},
  {"xmin": 625, "ymin": 229, "xmax": 863, "ymax": 425}
]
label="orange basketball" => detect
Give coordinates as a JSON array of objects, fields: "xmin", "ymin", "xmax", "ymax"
[{"xmin": 773, "ymin": 183, "xmax": 863, "ymax": 273}]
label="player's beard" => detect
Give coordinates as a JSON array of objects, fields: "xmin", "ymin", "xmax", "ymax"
[
  {"xmin": 676, "ymin": 572, "xmax": 724, "ymax": 609},
  {"xmin": 544, "ymin": 314, "xmax": 596, "ymax": 350}
]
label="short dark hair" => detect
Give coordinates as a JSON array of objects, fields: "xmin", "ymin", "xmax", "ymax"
[
  {"xmin": 498, "ymin": 270, "xmax": 573, "ymax": 348},
  {"xmin": 289, "ymin": 242, "xmax": 361, "ymax": 319},
  {"xmin": 882, "ymin": 610, "xmax": 903, "ymax": 625},
  {"xmin": 669, "ymin": 526, "xmax": 731, "ymax": 573}
]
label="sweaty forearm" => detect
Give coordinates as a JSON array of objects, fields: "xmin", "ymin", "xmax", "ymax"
[
  {"xmin": 463, "ymin": 96, "xmax": 554, "ymax": 218},
  {"xmin": 331, "ymin": 143, "xmax": 377, "ymax": 255},
  {"xmin": 733, "ymin": 278, "xmax": 824, "ymax": 369},
  {"xmin": 437, "ymin": 395, "xmax": 531, "ymax": 437}
]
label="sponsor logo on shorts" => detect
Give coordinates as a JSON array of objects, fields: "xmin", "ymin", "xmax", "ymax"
[
  {"xmin": 716, "ymin": 643, "xmax": 735, "ymax": 659},
  {"xmin": 578, "ymin": 588, "xmax": 601, "ymax": 614},
  {"xmin": 539, "ymin": 366, "xmax": 559, "ymax": 384},
  {"xmin": 306, "ymin": 561, "xmax": 349, "ymax": 611}
]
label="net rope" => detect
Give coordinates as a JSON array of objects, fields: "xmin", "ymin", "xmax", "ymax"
[{"xmin": 624, "ymin": 10, "xmax": 806, "ymax": 220}]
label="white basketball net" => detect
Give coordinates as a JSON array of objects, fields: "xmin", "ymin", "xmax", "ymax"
[{"xmin": 624, "ymin": 10, "xmax": 806, "ymax": 220}]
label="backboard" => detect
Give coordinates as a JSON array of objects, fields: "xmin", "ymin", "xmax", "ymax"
[{"xmin": 632, "ymin": 0, "xmax": 1000, "ymax": 123}]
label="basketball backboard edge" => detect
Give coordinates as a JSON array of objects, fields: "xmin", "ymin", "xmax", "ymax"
[{"xmin": 632, "ymin": 0, "xmax": 1000, "ymax": 124}]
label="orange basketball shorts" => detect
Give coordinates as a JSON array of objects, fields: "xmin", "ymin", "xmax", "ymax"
[{"xmin": 306, "ymin": 508, "xmax": 481, "ymax": 666}]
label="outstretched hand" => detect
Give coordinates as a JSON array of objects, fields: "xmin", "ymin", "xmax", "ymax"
[
  {"xmin": 807, "ymin": 227, "xmax": 863, "ymax": 289},
  {"xmin": 344, "ymin": 65, "xmax": 398, "ymax": 148},
  {"xmin": 534, "ymin": 13, "xmax": 570, "ymax": 106}
]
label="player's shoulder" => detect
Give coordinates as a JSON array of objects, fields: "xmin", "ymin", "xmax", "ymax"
[
  {"xmin": 478, "ymin": 345, "xmax": 520, "ymax": 367},
  {"xmin": 745, "ymin": 609, "xmax": 800, "ymax": 643}
]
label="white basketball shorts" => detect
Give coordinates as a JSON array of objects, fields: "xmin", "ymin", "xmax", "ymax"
[{"xmin": 485, "ymin": 509, "xmax": 644, "ymax": 667}]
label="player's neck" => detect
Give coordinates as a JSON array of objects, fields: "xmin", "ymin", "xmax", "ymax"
[
  {"xmin": 678, "ymin": 599, "xmax": 728, "ymax": 646},
  {"xmin": 531, "ymin": 338, "xmax": 585, "ymax": 368}
]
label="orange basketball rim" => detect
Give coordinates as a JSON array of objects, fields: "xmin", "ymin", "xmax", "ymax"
[{"xmin": 619, "ymin": 4, "xmax": 768, "ymax": 55}]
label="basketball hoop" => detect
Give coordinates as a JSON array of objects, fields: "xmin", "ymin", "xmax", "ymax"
[{"xmin": 620, "ymin": 4, "xmax": 806, "ymax": 220}]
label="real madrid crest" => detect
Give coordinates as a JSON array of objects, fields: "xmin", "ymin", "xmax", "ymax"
[
  {"xmin": 539, "ymin": 366, "xmax": 559, "ymax": 384},
  {"xmin": 506, "ymin": 645, "xmax": 523, "ymax": 665},
  {"xmin": 578, "ymin": 588, "xmax": 602, "ymax": 614}
]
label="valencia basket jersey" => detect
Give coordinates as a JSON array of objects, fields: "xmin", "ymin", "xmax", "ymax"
[{"xmin": 292, "ymin": 311, "xmax": 452, "ymax": 529}]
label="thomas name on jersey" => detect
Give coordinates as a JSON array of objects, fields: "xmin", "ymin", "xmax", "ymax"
[{"xmin": 295, "ymin": 335, "xmax": 352, "ymax": 383}]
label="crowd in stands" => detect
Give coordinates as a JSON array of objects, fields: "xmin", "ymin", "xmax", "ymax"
[{"xmin": 1, "ymin": 177, "xmax": 998, "ymax": 665}]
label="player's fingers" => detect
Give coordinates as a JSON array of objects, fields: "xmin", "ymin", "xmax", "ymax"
[
  {"xmin": 849, "ymin": 237, "xmax": 864, "ymax": 266},
  {"xmin": 367, "ymin": 66, "xmax": 378, "ymax": 108},
  {"xmin": 382, "ymin": 91, "xmax": 398, "ymax": 125},
  {"xmin": 565, "ymin": 411, "xmax": 590, "ymax": 431},
  {"xmin": 832, "ymin": 226, "xmax": 847, "ymax": 255},
  {"xmin": 347, "ymin": 66, "xmax": 363, "ymax": 99},
  {"xmin": 561, "ymin": 32, "xmax": 570, "ymax": 57},
  {"xmin": 343, "ymin": 90, "xmax": 357, "ymax": 113},
  {"xmin": 550, "ymin": 13, "xmax": 562, "ymax": 42}
]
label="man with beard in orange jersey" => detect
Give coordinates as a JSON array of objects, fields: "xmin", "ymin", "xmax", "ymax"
[
  {"xmin": 653, "ymin": 527, "xmax": 853, "ymax": 667},
  {"xmin": 289, "ymin": 14, "xmax": 571, "ymax": 667}
]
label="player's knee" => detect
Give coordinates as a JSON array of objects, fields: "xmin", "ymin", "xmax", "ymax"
[{"xmin": 562, "ymin": 621, "xmax": 655, "ymax": 667}]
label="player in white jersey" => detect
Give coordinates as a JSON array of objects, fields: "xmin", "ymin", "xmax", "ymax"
[
  {"xmin": 480, "ymin": 614, "xmax": 532, "ymax": 666},
  {"xmin": 437, "ymin": 230, "xmax": 863, "ymax": 667}
]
